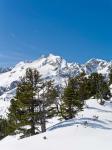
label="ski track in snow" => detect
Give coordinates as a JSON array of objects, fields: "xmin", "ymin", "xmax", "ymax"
[{"xmin": 0, "ymin": 99, "xmax": 112, "ymax": 150}]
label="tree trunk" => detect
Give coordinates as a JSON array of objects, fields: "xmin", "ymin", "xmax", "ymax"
[
  {"xmin": 40, "ymin": 104, "xmax": 46, "ymax": 133},
  {"xmin": 41, "ymin": 118, "xmax": 46, "ymax": 133},
  {"xmin": 31, "ymin": 102, "xmax": 35, "ymax": 135}
]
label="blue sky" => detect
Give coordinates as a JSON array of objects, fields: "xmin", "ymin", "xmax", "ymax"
[{"xmin": 0, "ymin": 0, "xmax": 112, "ymax": 66}]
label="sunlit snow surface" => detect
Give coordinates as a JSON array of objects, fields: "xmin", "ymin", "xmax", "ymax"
[{"xmin": 0, "ymin": 99, "xmax": 112, "ymax": 150}]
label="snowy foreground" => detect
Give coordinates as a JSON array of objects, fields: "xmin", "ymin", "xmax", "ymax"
[{"xmin": 0, "ymin": 99, "xmax": 112, "ymax": 150}]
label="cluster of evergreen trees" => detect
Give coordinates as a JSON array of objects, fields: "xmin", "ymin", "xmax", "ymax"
[
  {"xmin": 0, "ymin": 68, "xmax": 112, "ymax": 139},
  {"xmin": 7, "ymin": 68, "xmax": 58, "ymax": 138}
]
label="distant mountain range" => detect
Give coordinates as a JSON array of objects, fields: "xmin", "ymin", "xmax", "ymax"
[{"xmin": 0, "ymin": 54, "xmax": 112, "ymax": 117}]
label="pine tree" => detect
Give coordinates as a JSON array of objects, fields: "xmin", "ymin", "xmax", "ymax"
[
  {"xmin": 76, "ymin": 73, "xmax": 92, "ymax": 101},
  {"xmin": 60, "ymin": 76, "xmax": 84, "ymax": 120},
  {"xmin": 89, "ymin": 73, "xmax": 111, "ymax": 104},
  {"xmin": 38, "ymin": 80, "xmax": 58, "ymax": 132},
  {"xmin": 7, "ymin": 68, "xmax": 58, "ymax": 137},
  {"xmin": 8, "ymin": 68, "xmax": 42, "ymax": 138},
  {"xmin": 88, "ymin": 72, "xmax": 100, "ymax": 97},
  {"xmin": 0, "ymin": 118, "xmax": 7, "ymax": 140}
]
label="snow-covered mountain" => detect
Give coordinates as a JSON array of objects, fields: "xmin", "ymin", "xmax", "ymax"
[
  {"xmin": 0, "ymin": 67, "xmax": 12, "ymax": 74},
  {"xmin": 83, "ymin": 58, "xmax": 112, "ymax": 76},
  {"xmin": 0, "ymin": 54, "xmax": 112, "ymax": 116}
]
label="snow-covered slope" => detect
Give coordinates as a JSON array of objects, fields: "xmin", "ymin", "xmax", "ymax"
[
  {"xmin": 0, "ymin": 54, "xmax": 81, "ymax": 88},
  {"xmin": 0, "ymin": 67, "xmax": 12, "ymax": 74},
  {"xmin": 0, "ymin": 54, "xmax": 112, "ymax": 149},
  {"xmin": 0, "ymin": 99, "xmax": 112, "ymax": 150},
  {"xmin": 0, "ymin": 54, "xmax": 112, "ymax": 116}
]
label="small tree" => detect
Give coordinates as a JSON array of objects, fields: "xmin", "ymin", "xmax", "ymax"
[
  {"xmin": 60, "ymin": 76, "xmax": 84, "ymax": 120},
  {"xmin": 89, "ymin": 73, "xmax": 111, "ymax": 104},
  {"xmin": 76, "ymin": 73, "xmax": 92, "ymax": 101},
  {"xmin": 0, "ymin": 118, "xmax": 7, "ymax": 140},
  {"xmin": 38, "ymin": 80, "xmax": 58, "ymax": 132}
]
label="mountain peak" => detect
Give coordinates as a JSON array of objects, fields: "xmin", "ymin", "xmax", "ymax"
[
  {"xmin": 47, "ymin": 53, "xmax": 62, "ymax": 60},
  {"xmin": 86, "ymin": 58, "xmax": 107, "ymax": 64}
]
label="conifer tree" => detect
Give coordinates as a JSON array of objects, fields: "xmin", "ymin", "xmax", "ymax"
[
  {"xmin": 89, "ymin": 73, "xmax": 111, "ymax": 104},
  {"xmin": 60, "ymin": 76, "xmax": 84, "ymax": 120},
  {"xmin": 7, "ymin": 68, "xmax": 58, "ymax": 137},
  {"xmin": 76, "ymin": 73, "xmax": 91, "ymax": 101},
  {"xmin": 0, "ymin": 118, "xmax": 7, "ymax": 140},
  {"xmin": 38, "ymin": 80, "xmax": 58, "ymax": 132},
  {"xmin": 8, "ymin": 68, "xmax": 42, "ymax": 137}
]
